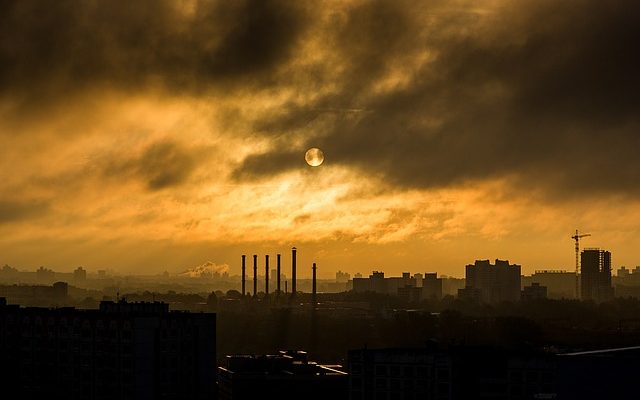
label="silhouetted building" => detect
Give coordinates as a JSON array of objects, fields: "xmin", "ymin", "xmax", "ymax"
[
  {"xmin": 352, "ymin": 272, "xmax": 416, "ymax": 295},
  {"xmin": 0, "ymin": 298, "xmax": 216, "ymax": 399},
  {"xmin": 0, "ymin": 282, "xmax": 68, "ymax": 307},
  {"xmin": 349, "ymin": 346, "xmax": 556, "ymax": 400},
  {"xmin": 613, "ymin": 266, "xmax": 640, "ymax": 297},
  {"xmin": 521, "ymin": 283, "xmax": 547, "ymax": 301},
  {"xmin": 581, "ymin": 249, "xmax": 614, "ymax": 302},
  {"xmin": 36, "ymin": 266, "xmax": 55, "ymax": 283},
  {"xmin": 73, "ymin": 266, "xmax": 87, "ymax": 281},
  {"xmin": 398, "ymin": 286, "xmax": 422, "ymax": 303},
  {"xmin": 457, "ymin": 286, "xmax": 483, "ymax": 302},
  {"xmin": 617, "ymin": 266, "xmax": 630, "ymax": 278},
  {"xmin": 557, "ymin": 346, "xmax": 640, "ymax": 400},
  {"xmin": 525, "ymin": 270, "xmax": 575, "ymax": 299},
  {"xmin": 464, "ymin": 259, "xmax": 521, "ymax": 303},
  {"xmin": 336, "ymin": 270, "xmax": 351, "ymax": 283},
  {"xmin": 422, "ymin": 273, "xmax": 443, "ymax": 300},
  {"xmin": 349, "ymin": 347, "xmax": 451, "ymax": 400},
  {"xmin": 442, "ymin": 277, "xmax": 466, "ymax": 297},
  {"xmin": 218, "ymin": 350, "xmax": 347, "ymax": 400}
]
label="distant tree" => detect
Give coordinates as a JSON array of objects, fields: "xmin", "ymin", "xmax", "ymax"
[{"xmin": 225, "ymin": 289, "xmax": 242, "ymax": 299}]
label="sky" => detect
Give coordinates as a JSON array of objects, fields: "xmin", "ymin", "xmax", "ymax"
[{"xmin": 1, "ymin": 0, "xmax": 639, "ymax": 277}]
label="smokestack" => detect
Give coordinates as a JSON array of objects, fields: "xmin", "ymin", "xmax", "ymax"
[
  {"xmin": 253, "ymin": 254, "xmax": 257, "ymax": 297},
  {"xmin": 265, "ymin": 255, "xmax": 269, "ymax": 295},
  {"xmin": 291, "ymin": 247, "xmax": 297, "ymax": 297},
  {"xmin": 312, "ymin": 262, "xmax": 317, "ymax": 305},
  {"xmin": 241, "ymin": 255, "xmax": 246, "ymax": 296},
  {"xmin": 277, "ymin": 253, "xmax": 281, "ymax": 295}
]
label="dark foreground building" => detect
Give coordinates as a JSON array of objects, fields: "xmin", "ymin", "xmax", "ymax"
[
  {"xmin": 218, "ymin": 350, "xmax": 348, "ymax": 400},
  {"xmin": 349, "ymin": 347, "xmax": 554, "ymax": 400},
  {"xmin": 349, "ymin": 346, "xmax": 640, "ymax": 400},
  {"xmin": 0, "ymin": 298, "xmax": 216, "ymax": 400}
]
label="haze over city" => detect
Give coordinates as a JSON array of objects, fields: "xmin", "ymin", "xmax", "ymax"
[
  {"xmin": 3, "ymin": 2, "xmax": 640, "ymax": 399},
  {"xmin": 2, "ymin": 0, "xmax": 640, "ymax": 277}
]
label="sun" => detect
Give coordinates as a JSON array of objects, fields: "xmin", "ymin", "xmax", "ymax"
[{"xmin": 305, "ymin": 148, "xmax": 324, "ymax": 167}]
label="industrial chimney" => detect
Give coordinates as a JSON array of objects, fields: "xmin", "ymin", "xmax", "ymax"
[
  {"xmin": 265, "ymin": 255, "xmax": 270, "ymax": 295},
  {"xmin": 277, "ymin": 253, "xmax": 281, "ymax": 295},
  {"xmin": 241, "ymin": 255, "xmax": 246, "ymax": 296},
  {"xmin": 312, "ymin": 262, "xmax": 317, "ymax": 305},
  {"xmin": 253, "ymin": 254, "xmax": 257, "ymax": 297},
  {"xmin": 291, "ymin": 247, "xmax": 297, "ymax": 297}
]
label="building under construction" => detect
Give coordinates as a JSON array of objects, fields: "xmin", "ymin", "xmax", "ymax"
[{"xmin": 581, "ymin": 249, "xmax": 614, "ymax": 302}]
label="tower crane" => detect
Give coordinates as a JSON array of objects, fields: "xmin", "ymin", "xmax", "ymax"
[{"xmin": 571, "ymin": 229, "xmax": 591, "ymax": 299}]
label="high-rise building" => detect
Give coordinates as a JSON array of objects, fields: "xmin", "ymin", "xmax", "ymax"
[
  {"xmin": 422, "ymin": 273, "xmax": 443, "ymax": 300},
  {"xmin": 464, "ymin": 259, "xmax": 521, "ymax": 303},
  {"xmin": 580, "ymin": 249, "xmax": 614, "ymax": 302},
  {"xmin": 73, "ymin": 266, "xmax": 87, "ymax": 281}
]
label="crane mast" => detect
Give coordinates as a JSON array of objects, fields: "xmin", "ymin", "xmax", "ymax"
[{"xmin": 571, "ymin": 229, "xmax": 591, "ymax": 299}]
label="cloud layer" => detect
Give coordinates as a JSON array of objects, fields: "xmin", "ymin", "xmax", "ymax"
[
  {"xmin": 234, "ymin": 0, "xmax": 640, "ymax": 197},
  {"xmin": 1, "ymin": 0, "xmax": 640, "ymax": 273}
]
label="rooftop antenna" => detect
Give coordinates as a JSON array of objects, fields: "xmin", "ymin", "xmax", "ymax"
[{"xmin": 571, "ymin": 229, "xmax": 591, "ymax": 299}]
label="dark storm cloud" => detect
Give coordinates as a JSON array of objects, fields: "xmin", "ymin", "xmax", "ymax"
[
  {"xmin": 0, "ymin": 200, "xmax": 49, "ymax": 223},
  {"xmin": 0, "ymin": 0, "xmax": 307, "ymax": 98},
  {"xmin": 232, "ymin": 150, "xmax": 302, "ymax": 181},
  {"xmin": 236, "ymin": 0, "xmax": 640, "ymax": 198},
  {"xmin": 103, "ymin": 140, "xmax": 200, "ymax": 190}
]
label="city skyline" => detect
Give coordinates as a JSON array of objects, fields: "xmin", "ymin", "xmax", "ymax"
[
  {"xmin": 1, "ymin": 245, "xmax": 635, "ymax": 281},
  {"xmin": 2, "ymin": 0, "xmax": 640, "ymax": 276}
]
